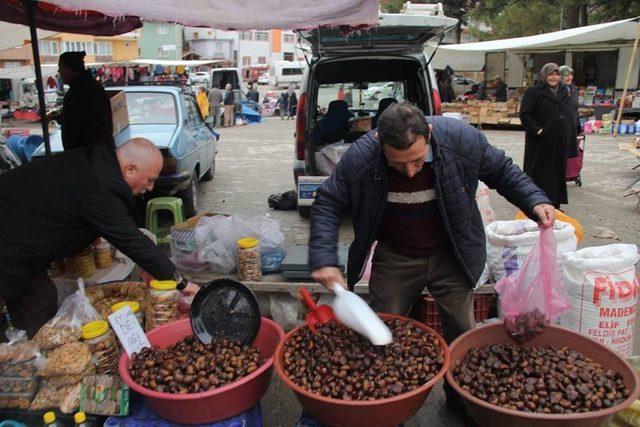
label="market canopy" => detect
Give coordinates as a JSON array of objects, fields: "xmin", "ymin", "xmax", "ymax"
[
  {"xmin": 428, "ymin": 16, "xmax": 640, "ymax": 71},
  {"xmin": 25, "ymin": 0, "xmax": 379, "ymax": 30}
]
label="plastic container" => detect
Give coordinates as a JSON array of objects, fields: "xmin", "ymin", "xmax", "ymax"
[
  {"xmin": 74, "ymin": 412, "xmax": 87, "ymax": 427},
  {"xmin": 411, "ymin": 293, "xmax": 494, "ymax": 335},
  {"xmin": 145, "ymin": 280, "xmax": 179, "ymax": 331},
  {"xmin": 82, "ymin": 320, "xmax": 120, "ymax": 375},
  {"xmin": 94, "ymin": 239, "xmax": 112, "ymax": 269},
  {"xmin": 274, "ymin": 313, "xmax": 450, "ymax": 427},
  {"xmin": 237, "ymin": 237, "xmax": 262, "ymax": 281},
  {"xmin": 445, "ymin": 323, "xmax": 640, "ymax": 427},
  {"xmin": 111, "ymin": 301, "xmax": 144, "ymax": 326},
  {"xmin": 118, "ymin": 317, "xmax": 284, "ymax": 424}
]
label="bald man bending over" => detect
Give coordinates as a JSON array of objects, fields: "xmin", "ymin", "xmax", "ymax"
[{"xmin": 0, "ymin": 140, "xmax": 196, "ymax": 337}]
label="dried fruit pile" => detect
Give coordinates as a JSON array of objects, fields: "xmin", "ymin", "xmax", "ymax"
[
  {"xmin": 282, "ymin": 319, "xmax": 444, "ymax": 401},
  {"xmin": 453, "ymin": 344, "xmax": 630, "ymax": 414},
  {"xmin": 129, "ymin": 336, "xmax": 261, "ymax": 394},
  {"xmin": 503, "ymin": 309, "xmax": 548, "ymax": 344}
]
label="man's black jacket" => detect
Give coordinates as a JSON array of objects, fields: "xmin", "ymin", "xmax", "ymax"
[{"xmin": 0, "ymin": 146, "xmax": 175, "ymax": 298}]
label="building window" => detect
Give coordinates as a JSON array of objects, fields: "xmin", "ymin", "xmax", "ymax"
[
  {"xmin": 240, "ymin": 31, "xmax": 253, "ymax": 41},
  {"xmin": 242, "ymin": 56, "xmax": 251, "ymax": 66},
  {"xmin": 193, "ymin": 32, "xmax": 199, "ymax": 39},
  {"xmin": 156, "ymin": 25, "xmax": 169, "ymax": 35},
  {"xmin": 255, "ymin": 31, "xmax": 269, "ymax": 42},
  {"xmin": 283, "ymin": 52, "xmax": 294, "ymax": 61},
  {"xmin": 258, "ymin": 56, "xmax": 266, "ymax": 64},
  {"xmin": 158, "ymin": 48, "xmax": 169, "ymax": 58},
  {"xmin": 283, "ymin": 34, "xmax": 295, "ymax": 44},
  {"xmin": 63, "ymin": 41, "xmax": 95, "ymax": 55},
  {"xmin": 94, "ymin": 42, "xmax": 112, "ymax": 55},
  {"xmin": 38, "ymin": 40, "xmax": 60, "ymax": 56}
]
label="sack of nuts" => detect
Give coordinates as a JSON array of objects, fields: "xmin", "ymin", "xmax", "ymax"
[
  {"xmin": 495, "ymin": 227, "xmax": 571, "ymax": 344},
  {"xmin": 34, "ymin": 290, "xmax": 100, "ymax": 349},
  {"xmin": 38, "ymin": 342, "xmax": 92, "ymax": 376}
]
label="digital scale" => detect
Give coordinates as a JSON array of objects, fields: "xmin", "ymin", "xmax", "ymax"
[{"xmin": 297, "ymin": 176, "xmax": 328, "ymax": 208}]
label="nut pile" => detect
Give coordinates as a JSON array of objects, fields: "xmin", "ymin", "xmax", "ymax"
[
  {"xmin": 503, "ymin": 309, "xmax": 548, "ymax": 344},
  {"xmin": 453, "ymin": 344, "xmax": 631, "ymax": 414},
  {"xmin": 129, "ymin": 336, "xmax": 261, "ymax": 394},
  {"xmin": 282, "ymin": 319, "xmax": 444, "ymax": 401}
]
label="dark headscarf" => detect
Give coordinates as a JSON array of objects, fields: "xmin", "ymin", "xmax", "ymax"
[
  {"xmin": 59, "ymin": 51, "xmax": 86, "ymax": 73},
  {"xmin": 317, "ymin": 100, "xmax": 354, "ymax": 141},
  {"xmin": 539, "ymin": 63, "xmax": 560, "ymax": 82},
  {"xmin": 372, "ymin": 98, "xmax": 398, "ymax": 129}
]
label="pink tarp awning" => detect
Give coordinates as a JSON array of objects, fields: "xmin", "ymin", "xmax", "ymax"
[{"xmin": 39, "ymin": 0, "xmax": 379, "ymax": 30}]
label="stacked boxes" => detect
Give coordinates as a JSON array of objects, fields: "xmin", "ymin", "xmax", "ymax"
[{"xmin": 442, "ymin": 100, "xmax": 521, "ymax": 126}]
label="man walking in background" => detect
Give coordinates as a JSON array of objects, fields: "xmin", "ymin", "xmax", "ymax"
[
  {"xmin": 223, "ymin": 83, "xmax": 235, "ymax": 127},
  {"xmin": 208, "ymin": 84, "xmax": 223, "ymax": 128}
]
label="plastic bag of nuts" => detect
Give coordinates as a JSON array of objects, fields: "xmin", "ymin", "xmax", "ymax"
[
  {"xmin": 145, "ymin": 280, "xmax": 179, "ymax": 331},
  {"xmin": 495, "ymin": 227, "xmax": 570, "ymax": 344},
  {"xmin": 237, "ymin": 237, "xmax": 262, "ymax": 281},
  {"xmin": 34, "ymin": 290, "xmax": 101, "ymax": 349},
  {"xmin": 38, "ymin": 342, "xmax": 92, "ymax": 376}
]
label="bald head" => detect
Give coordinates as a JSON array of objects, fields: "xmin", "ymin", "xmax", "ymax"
[{"xmin": 116, "ymin": 138, "xmax": 163, "ymax": 195}]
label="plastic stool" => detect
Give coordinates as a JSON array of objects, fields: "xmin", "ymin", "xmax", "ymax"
[{"xmin": 145, "ymin": 197, "xmax": 185, "ymax": 244}]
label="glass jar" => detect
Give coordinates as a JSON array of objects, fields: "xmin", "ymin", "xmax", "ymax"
[
  {"xmin": 81, "ymin": 320, "xmax": 120, "ymax": 375},
  {"xmin": 237, "ymin": 237, "xmax": 262, "ymax": 281},
  {"xmin": 145, "ymin": 280, "xmax": 179, "ymax": 331},
  {"xmin": 111, "ymin": 301, "xmax": 144, "ymax": 327},
  {"xmin": 93, "ymin": 239, "xmax": 112, "ymax": 269}
]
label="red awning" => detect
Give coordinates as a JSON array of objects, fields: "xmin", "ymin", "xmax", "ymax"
[{"xmin": 0, "ymin": 0, "xmax": 142, "ymax": 36}]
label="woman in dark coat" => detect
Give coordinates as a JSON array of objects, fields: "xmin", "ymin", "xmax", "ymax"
[
  {"xmin": 559, "ymin": 65, "xmax": 581, "ymax": 158},
  {"xmin": 519, "ymin": 63, "xmax": 571, "ymax": 208}
]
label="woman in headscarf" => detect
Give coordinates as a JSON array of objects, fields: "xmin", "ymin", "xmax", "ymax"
[
  {"xmin": 559, "ymin": 65, "xmax": 581, "ymax": 158},
  {"xmin": 519, "ymin": 63, "xmax": 571, "ymax": 209},
  {"xmin": 371, "ymin": 97, "xmax": 398, "ymax": 129}
]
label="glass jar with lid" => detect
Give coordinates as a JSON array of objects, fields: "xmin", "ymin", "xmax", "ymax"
[
  {"xmin": 111, "ymin": 301, "xmax": 144, "ymax": 326},
  {"xmin": 81, "ymin": 320, "xmax": 120, "ymax": 374},
  {"xmin": 145, "ymin": 280, "xmax": 179, "ymax": 331},
  {"xmin": 237, "ymin": 237, "xmax": 262, "ymax": 281}
]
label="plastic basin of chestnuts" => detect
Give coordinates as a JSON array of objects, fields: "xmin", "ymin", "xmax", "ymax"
[
  {"xmin": 274, "ymin": 313, "xmax": 450, "ymax": 427},
  {"xmin": 118, "ymin": 317, "xmax": 284, "ymax": 424},
  {"xmin": 445, "ymin": 323, "xmax": 640, "ymax": 427}
]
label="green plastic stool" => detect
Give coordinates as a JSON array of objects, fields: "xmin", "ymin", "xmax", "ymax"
[{"xmin": 145, "ymin": 197, "xmax": 185, "ymax": 244}]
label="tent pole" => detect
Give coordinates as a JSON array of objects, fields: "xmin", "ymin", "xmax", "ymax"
[
  {"xmin": 23, "ymin": 0, "xmax": 51, "ymax": 155},
  {"xmin": 614, "ymin": 19, "xmax": 640, "ymax": 138}
]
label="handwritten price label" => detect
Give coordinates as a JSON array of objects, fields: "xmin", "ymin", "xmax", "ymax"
[{"xmin": 108, "ymin": 305, "xmax": 150, "ymax": 357}]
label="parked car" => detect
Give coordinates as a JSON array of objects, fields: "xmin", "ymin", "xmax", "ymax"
[
  {"xmin": 33, "ymin": 86, "xmax": 217, "ymax": 218},
  {"xmin": 258, "ymin": 73, "xmax": 270, "ymax": 85},
  {"xmin": 363, "ymin": 81, "xmax": 402, "ymax": 100},
  {"xmin": 189, "ymin": 71, "xmax": 210, "ymax": 86},
  {"xmin": 293, "ymin": 11, "xmax": 457, "ymax": 215},
  {"xmin": 452, "ymin": 74, "xmax": 479, "ymax": 97}
]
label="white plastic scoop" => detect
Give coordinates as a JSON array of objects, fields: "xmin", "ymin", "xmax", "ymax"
[{"xmin": 330, "ymin": 283, "xmax": 393, "ymax": 346}]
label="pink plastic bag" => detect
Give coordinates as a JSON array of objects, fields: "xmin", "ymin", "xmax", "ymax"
[{"xmin": 495, "ymin": 227, "xmax": 571, "ymax": 343}]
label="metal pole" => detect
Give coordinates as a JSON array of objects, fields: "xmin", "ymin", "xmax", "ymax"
[
  {"xmin": 23, "ymin": 0, "xmax": 51, "ymax": 155},
  {"xmin": 614, "ymin": 19, "xmax": 640, "ymax": 138}
]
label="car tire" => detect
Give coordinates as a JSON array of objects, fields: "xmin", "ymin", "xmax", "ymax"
[
  {"xmin": 179, "ymin": 174, "xmax": 199, "ymax": 219},
  {"xmin": 201, "ymin": 156, "xmax": 215, "ymax": 182}
]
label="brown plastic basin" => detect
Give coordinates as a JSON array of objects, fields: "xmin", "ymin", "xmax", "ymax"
[
  {"xmin": 274, "ymin": 313, "xmax": 450, "ymax": 427},
  {"xmin": 445, "ymin": 323, "xmax": 640, "ymax": 427}
]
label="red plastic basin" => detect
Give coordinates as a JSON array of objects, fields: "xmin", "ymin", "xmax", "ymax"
[
  {"xmin": 119, "ymin": 317, "xmax": 284, "ymax": 424},
  {"xmin": 446, "ymin": 323, "xmax": 640, "ymax": 427},
  {"xmin": 274, "ymin": 313, "xmax": 450, "ymax": 427}
]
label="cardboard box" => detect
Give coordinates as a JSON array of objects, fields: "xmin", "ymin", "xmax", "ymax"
[{"xmin": 108, "ymin": 90, "xmax": 129, "ymax": 136}]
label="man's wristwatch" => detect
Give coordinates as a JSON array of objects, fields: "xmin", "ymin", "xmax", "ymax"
[{"xmin": 173, "ymin": 273, "xmax": 188, "ymax": 291}]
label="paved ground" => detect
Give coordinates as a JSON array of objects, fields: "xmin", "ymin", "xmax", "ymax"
[
  {"xmin": 8, "ymin": 108, "xmax": 640, "ymax": 426},
  {"xmin": 198, "ymin": 117, "xmax": 640, "ymax": 426}
]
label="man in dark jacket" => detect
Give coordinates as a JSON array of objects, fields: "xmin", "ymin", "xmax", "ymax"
[
  {"xmin": 0, "ymin": 138, "xmax": 197, "ymax": 337},
  {"xmin": 246, "ymin": 83, "xmax": 259, "ymax": 103},
  {"xmin": 58, "ymin": 51, "xmax": 114, "ymax": 151},
  {"xmin": 493, "ymin": 75, "xmax": 508, "ymax": 102},
  {"xmin": 310, "ymin": 102, "xmax": 554, "ymax": 340}
]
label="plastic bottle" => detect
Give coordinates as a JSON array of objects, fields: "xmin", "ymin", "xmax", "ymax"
[
  {"xmin": 43, "ymin": 412, "xmax": 58, "ymax": 427},
  {"xmin": 74, "ymin": 412, "xmax": 88, "ymax": 427}
]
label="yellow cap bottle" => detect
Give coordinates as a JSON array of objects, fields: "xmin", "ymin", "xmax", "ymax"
[
  {"xmin": 74, "ymin": 411, "xmax": 87, "ymax": 425},
  {"xmin": 43, "ymin": 411, "xmax": 56, "ymax": 425}
]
